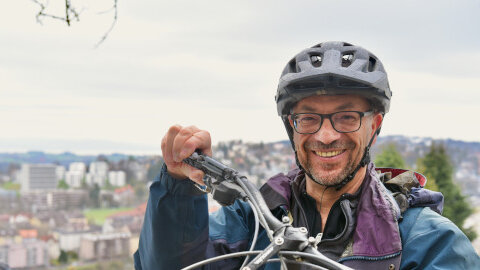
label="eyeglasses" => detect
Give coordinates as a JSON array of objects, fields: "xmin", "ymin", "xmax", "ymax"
[{"xmin": 290, "ymin": 111, "xmax": 374, "ymax": 134}]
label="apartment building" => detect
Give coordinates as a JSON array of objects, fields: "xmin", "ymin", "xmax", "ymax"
[
  {"xmin": 19, "ymin": 164, "xmax": 57, "ymax": 192},
  {"xmin": 86, "ymin": 162, "xmax": 108, "ymax": 187},
  {"xmin": 65, "ymin": 162, "xmax": 86, "ymax": 188}
]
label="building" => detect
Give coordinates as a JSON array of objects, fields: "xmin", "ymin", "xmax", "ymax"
[
  {"xmin": 65, "ymin": 162, "xmax": 86, "ymax": 188},
  {"xmin": 55, "ymin": 166, "xmax": 66, "ymax": 181},
  {"xmin": 69, "ymin": 162, "xmax": 86, "ymax": 174},
  {"xmin": 54, "ymin": 225, "xmax": 101, "ymax": 252},
  {"xmin": 0, "ymin": 240, "xmax": 49, "ymax": 269},
  {"xmin": 78, "ymin": 232, "xmax": 131, "ymax": 261},
  {"xmin": 108, "ymin": 171, "xmax": 126, "ymax": 187},
  {"xmin": 102, "ymin": 203, "xmax": 146, "ymax": 255},
  {"xmin": 21, "ymin": 190, "xmax": 88, "ymax": 212},
  {"xmin": 127, "ymin": 161, "xmax": 147, "ymax": 181},
  {"xmin": 0, "ymin": 189, "xmax": 17, "ymax": 214},
  {"xmin": 19, "ymin": 164, "xmax": 57, "ymax": 192},
  {"xmin": 65, "ymin": 171, "xmax": 83, "ymax": 188},
  {"xmin": 86, "ymin": 162, "xmax": 108, "ymax": 187},
  {"xmin": 113, "ymin": 185, "xmax": 134, "ymax": 206}
]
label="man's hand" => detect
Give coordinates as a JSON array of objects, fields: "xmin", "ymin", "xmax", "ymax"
[{"xmin": 161, "ymin": 125, "xmax": 212, "ymax": 185}]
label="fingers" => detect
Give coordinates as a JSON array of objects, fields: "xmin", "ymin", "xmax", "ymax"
[
  {"xmin": 180, "ymin": 163, "xmax": 205, "ymax": 185},
  {"xmin": 161, "ymin": 125, "xmax": 212, "ymax": 184},
  {"xmin": 162, "ymin": 125, "xmax": 181, "ymax": 166},
  {"xmin": 172, "ymin": 127, "xmax": 212, "ymax": 162}
]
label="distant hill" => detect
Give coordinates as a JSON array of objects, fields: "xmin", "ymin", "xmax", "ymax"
[{"xmin": 0, "ymin": 152, "xmax": 143, "ymax": 172}]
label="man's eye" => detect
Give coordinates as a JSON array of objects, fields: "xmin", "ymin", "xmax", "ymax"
[
  {"xmin": 336, "ymin": 113, "xmax": 358, "ymax": 122},
  {"xmin": 298, "ymin": 116, "xmax": 318, "ymax": 125},
  {"xmin": 340, "ymin": 115, "xmax": 355, "ymax": 120}
]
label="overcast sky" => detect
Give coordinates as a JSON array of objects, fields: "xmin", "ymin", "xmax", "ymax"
[{"xmin": 1, "ymin": 0, "xmax": 480, "ymax": 154}]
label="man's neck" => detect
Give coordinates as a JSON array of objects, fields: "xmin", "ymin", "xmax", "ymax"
[{"xmin": 305, "ymin": 166, "xmax": 367, "ymax": 230}]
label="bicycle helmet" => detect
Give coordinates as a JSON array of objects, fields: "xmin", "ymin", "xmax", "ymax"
[{"xmin": 275, "ymin": 41, "xmax": 392, "ymax": 189}]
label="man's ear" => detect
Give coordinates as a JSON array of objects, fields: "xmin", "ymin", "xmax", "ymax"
[{"xmin": 288, "ymin": 115, "xmax": 294, "ymax": 128}]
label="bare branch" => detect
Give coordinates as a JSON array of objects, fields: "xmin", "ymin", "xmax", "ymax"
[
  {"xmin": 30, "ymin": 0, "xmax": 118, "ymax": 47},
  {"xmin": 97, "ymin": 5, "xmax": 116, "ymax": 15},
  {"xmin": 65, "ymin": 0, "xmax": 70, "ymax": 25},
  {"xmin": 30, "ymin": 0, "xmax": 80, "ymax": 26},
  {"xmin": 94, "ymin": 0, "xmax": 118, "ymax": 48}
]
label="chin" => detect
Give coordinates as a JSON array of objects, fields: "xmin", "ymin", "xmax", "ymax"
[{"xmin": 309, "ymin": 169, "xmax": 345, "ymax": 186}]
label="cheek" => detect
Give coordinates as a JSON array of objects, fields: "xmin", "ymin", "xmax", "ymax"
[
  {"xmin": 292, "ymin": 132, "xmax": 300, "ymax": 147},
  {"xmin": 293, "ymin": 133, "xmax": 307, "ymax": 153},
  {"xmin": 346, "ymin": 133, "xmax": 363, "ymax": 150}
]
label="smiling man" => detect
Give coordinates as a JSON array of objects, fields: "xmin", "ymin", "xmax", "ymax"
[
  {"xmin": 134, "ymin": 41, "xmax": 480, "ymax": 269},
  {"xmin": 288, "ymin": 94, "xmax": 382, "ymax": 231}
]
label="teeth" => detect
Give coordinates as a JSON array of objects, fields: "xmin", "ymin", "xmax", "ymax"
[{"xmin": 315, "ymin": 150, "xmax": 344, "ymax": 157}]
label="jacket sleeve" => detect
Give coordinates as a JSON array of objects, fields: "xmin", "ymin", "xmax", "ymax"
[
  {"xmin": 399, "ymin": 207, "xmax": 480, "ymax": 270},
  {"xmin": 134, "ymin": 164, "xmax": 255, "ymax": 270}
]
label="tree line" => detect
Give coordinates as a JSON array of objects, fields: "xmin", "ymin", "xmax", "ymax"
[{"xmin": 375, "ymin": 143, "xmax": 477, "ymax": 240}]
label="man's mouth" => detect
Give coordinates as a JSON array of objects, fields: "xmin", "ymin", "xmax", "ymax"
[{"xmin": 314, "ymin": 150, "xmax": 346, "ymax": 158}]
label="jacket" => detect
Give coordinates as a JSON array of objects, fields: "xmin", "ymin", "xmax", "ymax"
[{"xmin": 134, "ymin": 163, "xmax": 480, "ymax": 269}]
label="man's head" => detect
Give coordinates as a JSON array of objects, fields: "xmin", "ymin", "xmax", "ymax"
[
  {"xmin": 289, "ymin": 94, "xmax": 383, "ymax": 186},
  {"xmin": 275, "ymin": 41, "xmax": 391, "ymax": 188}
]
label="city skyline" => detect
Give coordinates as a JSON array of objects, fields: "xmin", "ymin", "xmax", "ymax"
[{"xmin": 1, "ymin": 0, "xmax": 480, "ymax": 154}]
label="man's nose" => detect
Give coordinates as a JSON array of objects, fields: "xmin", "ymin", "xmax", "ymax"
[{"xmin": 313, "ymin": 118, "xmax": 341, "ymax": 144}]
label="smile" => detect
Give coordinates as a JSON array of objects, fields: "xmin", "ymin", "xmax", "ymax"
[{"xmin": 314, "ymin": 150, "xmax": 346, "ymax": 158}]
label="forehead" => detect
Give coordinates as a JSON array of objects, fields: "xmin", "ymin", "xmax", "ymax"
[{"xmin": 293, "ymin": 94, "xmax": 370, "ymax": 112}]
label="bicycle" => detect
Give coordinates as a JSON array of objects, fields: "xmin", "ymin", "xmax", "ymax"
[{"xmin": 182, "ymin": 152, "xmax": 353, "ymax": 270}]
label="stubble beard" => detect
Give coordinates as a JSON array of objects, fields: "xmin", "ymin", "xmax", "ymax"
[{"xmin": 300, "ymin": 140, "xmax": 362, "ymax": 186}]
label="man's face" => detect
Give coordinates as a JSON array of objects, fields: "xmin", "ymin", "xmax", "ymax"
[{"xmin": 289, "ymin": 94, "xmax": 382, "ymax": 186}]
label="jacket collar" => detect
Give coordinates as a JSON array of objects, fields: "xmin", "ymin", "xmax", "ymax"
[{"xmin": 351, "ymin": 162, "xmax": 402, "ymax": 257}]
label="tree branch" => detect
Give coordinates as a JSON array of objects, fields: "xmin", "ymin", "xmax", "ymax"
[
  {"xmin": 94, "ymin": 0, "xmax": 118, "ymax": 48},
  {"xmin": 31, "ymin": 0, "xmax": 79, "ymax": 26},
  {"xmin": 30, "ymin": 0, "xmax": 118, "ymax": 48}
]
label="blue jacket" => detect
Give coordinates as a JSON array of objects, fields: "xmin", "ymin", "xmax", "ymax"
[{"xmin": 134, "ymin": 163, "xmax": 480, "ymax": 269}]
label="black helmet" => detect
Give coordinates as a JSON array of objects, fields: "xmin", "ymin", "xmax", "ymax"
[
  {"xmin": 276, "ymin": 41, "xmax": 391, "ymax": 189},
  {"xmin": 276, "ymin": 41, "xmax": 391, "ymax": 117}
]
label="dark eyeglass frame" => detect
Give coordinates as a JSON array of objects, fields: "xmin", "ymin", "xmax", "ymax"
[{"xmin": 290, "ymin": 111, "xmax": 374, "ymax": 134}]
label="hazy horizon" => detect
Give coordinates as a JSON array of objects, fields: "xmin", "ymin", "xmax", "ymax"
[{"xmin": 1, "ymin": 134, "xmax": 478, "ymax": 156}]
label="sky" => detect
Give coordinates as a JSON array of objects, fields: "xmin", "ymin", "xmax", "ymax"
[{"xmin": 1, "ymin": 0, "xmax": 480, "ymax": 154}]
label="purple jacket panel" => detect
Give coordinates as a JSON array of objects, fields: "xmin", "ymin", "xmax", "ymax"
[{"xmin": 353, "ymin": 163, "xmax": 402, "ymax": 257}]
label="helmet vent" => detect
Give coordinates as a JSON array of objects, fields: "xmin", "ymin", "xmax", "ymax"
[
  {"xmin": 312, "ymin": 43, "xmax": 323, "ymax": 48},
  {"xmin": 288, "ymin": 58, "xmax": 298, "ymax": 73},
  {"xmin": 368, "ymin": 57, "xmax": 377, "ymax": 72},
  {"xmin": 343, "ymin": 42, "xmax": 353, "ymax": 47},
  {"xmin": 290, "ymin": 80, "xmax": 325, "ymax": 90},
  {"xmin": 341, "ymin": 53, "xmax": 354, "ymax": 67},
  {"xmin": 338, "ymin": 79, "xmax": 368, "ymax": 88},
  {"xmin": 310, "ymin": 55, "xmax": 322, "ymax": 67}
]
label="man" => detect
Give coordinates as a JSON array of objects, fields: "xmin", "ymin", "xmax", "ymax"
[{"xmin": 134, "ymin": 41, "xmax": 480, "ymax": 269}]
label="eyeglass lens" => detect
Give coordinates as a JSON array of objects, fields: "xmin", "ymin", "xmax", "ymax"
[{"xmin": 293, "ymin": 111, "xmax": 362, "ymax": 133}]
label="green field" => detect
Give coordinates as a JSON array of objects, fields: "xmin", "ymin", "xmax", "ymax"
[
  {"xmin": 2, "ymin": 182, "xmax": 20, "ymax": 191},
  {"xmin": 84, "ymin": 207, "xmax": 134, "ymax": 225}
]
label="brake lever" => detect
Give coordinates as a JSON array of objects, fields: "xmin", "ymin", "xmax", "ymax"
[
  {"xmin": 183, "ymin": 151, "xmax": 246, "ymax": 206},
  {"xmin": 183, "ymin": 151, "xmax": 236, "ymax": 181}
]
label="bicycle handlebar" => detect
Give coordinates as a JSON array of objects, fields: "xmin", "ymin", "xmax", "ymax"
[{"xmin": 183, "ymin": 152, "xmax": 352, "ymax": 270}]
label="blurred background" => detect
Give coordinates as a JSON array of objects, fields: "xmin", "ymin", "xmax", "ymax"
[{"xmin": 1, "ymin": 0, "xmax": 480, "ymax": 269}]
